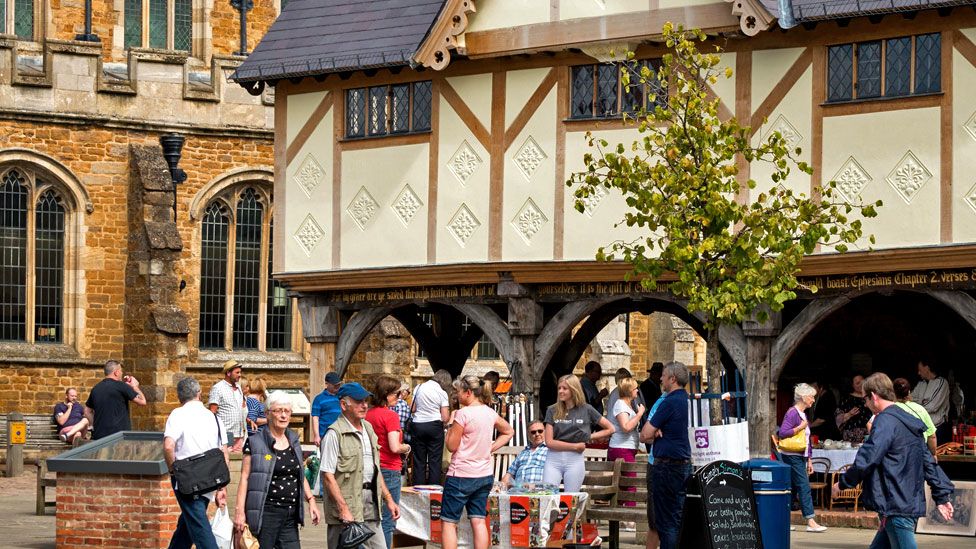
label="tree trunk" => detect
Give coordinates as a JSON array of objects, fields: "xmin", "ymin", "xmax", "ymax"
[{"xmin": 706, "ymin": 327, "xmax": 724, "ymax": 424}]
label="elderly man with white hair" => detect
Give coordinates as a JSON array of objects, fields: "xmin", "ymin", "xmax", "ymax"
[
  {"xmin": 164, "ymin": 377, "xmax": 229, "ymax": 549},
  {"xmin": 234, "ymin": 392, "xmax": 319, "ymax": 549}
]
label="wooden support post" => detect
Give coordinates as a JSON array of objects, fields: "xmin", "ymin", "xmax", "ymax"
[
  {"xmin": 6, "ymin": 412, "xmax": 25, "ymax": 478},
  {"xmin": 742, "ymin": 311, "xmax": 781, "ymax": 459},
  {"xmin": 298, "ymin": 297, "xmax": 340, "ymax": 398}
]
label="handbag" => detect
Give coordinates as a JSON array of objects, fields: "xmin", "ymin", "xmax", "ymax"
[
  {"xmin": 778, "ymin": 430, "xmax": 807, "ymax": 453},
  {"xmin": 171, "ymin": 414, "xmax": 231, "ymax": 496},
  {"xmin": 338, "ymin": 521, "xmax": 375, "ymax": 549},
  {"xmin": 233, "ymin": 524, "xmax": 260, "ymax": 549}
]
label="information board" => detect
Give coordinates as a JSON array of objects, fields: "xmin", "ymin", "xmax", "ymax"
[{"xmin": 678, "ymin": 460, "xmax": 762, "ymax": 549}]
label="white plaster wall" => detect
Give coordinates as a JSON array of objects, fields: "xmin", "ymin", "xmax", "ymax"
[
  {"xmin": 446, "ymin": 74, "xmax": 493, "ymax": 129},
  {"xmin": 562, "ymin": 128, "xmax": 645, "ymax": 260},
  {"xmin": 284, "ymin": 99, "xmax": 333, "ymax": 272},
  {"xmin": 340, "ymin": 144, "xmax": 430, "ymax": 269},
  {"xmin": 502, "ymin": 88, "xmax": 557, "ymax": 261},
  {"xmin": 822, "ymin": 108, "xmax": 941, "ymax": 249},
  {"xmin": 658, "ymin": 0, "xmax": 719, "ymax": 9},
  {"xmin": 953, "ymin": 46, "xmax": 976, "ymax": 243},
  {"xmin": 751, "ymin": 66, "xmax": 813, "ymax": 199},
  {"xmin": 437, "ymin": 95, "xmax": 493, "ymax": 262},
  {"xmin": 710, "ymin": 52, "xmax": 737, "ymax": 111},
  {"xmin": 505, "ymin": 68, "xmax": 549, "ymax": 128},
  {"xmin": 286, "ymin": 91, "xmax": 326, "ymax": 144},
  {"xmin": 559, "ymin": 0, "xmax": 652, "ymax": 21},
  {"xmin": 466, "ymin": 0, "xmax": 549, "ymax": 32},
  {"xmin": 752, "ymin": 48, "xmax": 805, "ymax": 110}
]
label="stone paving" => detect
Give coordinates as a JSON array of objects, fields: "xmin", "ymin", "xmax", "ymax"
[{"xmin": 3, "ymin": 468, "xmax": 975, "ymax": 548}]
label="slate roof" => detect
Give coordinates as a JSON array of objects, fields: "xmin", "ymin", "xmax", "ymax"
[
  {"xmin": 232, "ymin": 0, "xmax": 445, "ymax": 84},
  {"xmin": 761, "ymin": 0, "xmax": 976, "ymax": 22}
]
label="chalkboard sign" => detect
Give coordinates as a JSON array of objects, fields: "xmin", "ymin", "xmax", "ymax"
[{"xmin": 678, "ymin": 460, "xmax": 762, "ymax": 549}]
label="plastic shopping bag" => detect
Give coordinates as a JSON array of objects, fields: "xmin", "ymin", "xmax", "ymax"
[{"xmin": 210, "ymin": 506, "xmax": 233, "ymax": 549}]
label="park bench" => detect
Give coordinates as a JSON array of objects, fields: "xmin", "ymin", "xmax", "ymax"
[
  {"xmin": 36, "ymin": 459, "xmax": 57, "ymax": 515},
  {"xmin": 585, "ymin": 459, "xmax": 648, "ymax": 549},
  {"xmin": 0, "ymin": 413, "xmax": 71, "ymax": 451}
]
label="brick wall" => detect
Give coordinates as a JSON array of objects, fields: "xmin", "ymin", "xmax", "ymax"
[{"xmin": 56, "ymin": 472, "xmax": 180, "ymax": 548}]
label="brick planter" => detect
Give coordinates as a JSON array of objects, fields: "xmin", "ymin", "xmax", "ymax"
[{"xmin": 55, "ymin": 472, "xmax": 180, "ymax": 548}]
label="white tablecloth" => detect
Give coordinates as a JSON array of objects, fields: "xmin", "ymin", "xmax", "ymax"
[
  {"xmin": 398, "ymin": 488, "xmax": 589, "ymax": 548},
  {"xmin": 811, "ymin": 448, "xmax": 858, "ymax": 472}
]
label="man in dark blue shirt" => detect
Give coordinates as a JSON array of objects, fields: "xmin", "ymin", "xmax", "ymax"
[
  {"xmin": 643, "ymin": 362, "xmax": 691, "ymax": 549},
  {"xmin": 311, "ymin": 372, "xmax": 343, "ymax": 446}
]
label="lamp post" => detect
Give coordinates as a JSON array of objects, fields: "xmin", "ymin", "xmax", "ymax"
[
  {"xmin": 159, "ymin": 133, "xmax": 187, "ymax": 222},
  {"xmin": 230, "ymin": 0, "xmax": 254, "ymax": 56},
  {"xmin": 75, "ymin": 0, "xmax": 100, "ymax": 42}
]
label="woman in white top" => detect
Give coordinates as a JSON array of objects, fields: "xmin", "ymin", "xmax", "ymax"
[
  {"xmin": 608, "ymin": 377, "xmax": 644, "ymax": 510},
  {"xmin": 411, "ymin": 369, "xmax": 451, "ymax": 485}
]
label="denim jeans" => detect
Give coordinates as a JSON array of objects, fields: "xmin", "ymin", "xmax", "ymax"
[
  {"xmin": 782, "ymin": 454, "xmax": 815, "ymax": 519},
  {"xmin": 869, "ymin": 516, "xmax": 918, "ymax": 549},
  {"xmin": 168, "ymin": 481, "xmax": 218, "ymax": 549},
  {"xmin": 651, "ymin": 461, "xmax": 691, "ymax": 549},
  {"xmin": 381, "ymin": 468, "xmax": 402, "ymax": 548},
  {"xmin": 256, "ymin": 504, "xmax": 301, "ymax": 549}
]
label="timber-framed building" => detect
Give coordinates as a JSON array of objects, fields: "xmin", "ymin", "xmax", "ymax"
[{"xmin": 236, "ymin": 0, "xmax": 976, "ymax": 454}]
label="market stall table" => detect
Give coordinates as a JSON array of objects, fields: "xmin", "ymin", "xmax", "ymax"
[
  {"xmin": 397, "ymin": 486, "xmax": 590, "ymax": 548},
  {"xmin": 811, "ymin": 448, "xmax": 858, "ymax": 472}
]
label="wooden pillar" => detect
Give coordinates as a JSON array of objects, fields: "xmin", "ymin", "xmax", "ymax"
[
  {"xmin": 298, "ymin": 297, "xmax": 339, "ymax": 397},
  {"xmin": 503, "ymin": 280, "xmax": 543, "ymax": 404},
  {"xmin": 742, "ymin": 310, "xmax": 781, "ymax": 459}
]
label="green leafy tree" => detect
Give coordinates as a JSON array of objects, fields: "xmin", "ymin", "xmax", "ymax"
[{"xmin": 568, "ymin": 24, "xmax": 880, "ymax": 420}]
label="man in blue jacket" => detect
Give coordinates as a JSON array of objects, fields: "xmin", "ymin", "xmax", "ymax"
[{"xmin": 832, "ymin": 372, "xmax": 954, "ymax": 549}]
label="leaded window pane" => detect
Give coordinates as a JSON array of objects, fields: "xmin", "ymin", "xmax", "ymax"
[
  {"xmin": 477, "ymin": 334, "xmax": 499, "ymax": 360},
  {"xmin": 597, "ymin": 64, "xmax": 618, "ymax": 117},
  {"xmin": 0, "ymin": 170, "xmax": 28, "ymax": 342},
  {"xmin": 915, "ymin": 33, "xmax": 941, "ymax": 94},
  {"xmin": 621, "ymin": 62, "xmax": 644, "ymax": 114},
  {"xmin": 646, "ymin": 61, "xmax": 668, "ymax": 112},
  {"xmin": 856, "ymin": 41, "xmax": 881, "ymax": 99},
  {"xmin": 174, "ymin": 0, "xmax": 192, "ymax": 52},
  {"xmin": 149, "ymin": 0, "xmax": 167, "ymax": 49},
  {"xmin": 14, "ymin": 0, "xmax": 33, "ymax": 39},
  {"xmin": 199, "ymin": 202, "xmax": 228, "ymax": 349},
  {"xmin": 368, "ymin": 86, "xmax": 388, "ymax": 136},
  {"xmin": 345, "ymin": 88, "xmax": 366, "ymax": 138},
  {"xmin": 412, "ymin": 81, "xmax": 432, "ymax": 131},
  {"xmin": 233, "ymin": 189, "xmax": 262, "ymax": 350},
  {"xmin": 35, "ymin": 190, "xmax": 63, "ymax": 344},
  {"xmin": 124, "ymin": 0, "xmax": 142, "ymax": 48},
  {"xmin": 391, "ymin": 84, "xmax": 410, "ymax": 133},
  {"xmin": 265, "ymin": 221, "xmax": 292, "ymax": 351},
  {"xmin": 827, "ymin": 44, "xmax": 853, "ymax": 102},
  {"xmin": 0, "ymin": 1, "xmax": 6, "ymax": 34},
  {"xmin": 571, "ymin": 65, "xmax": 594, "ymax": 118},
  {"xmin": 885, "ymin": 37, "xmax": 911, "ymax": 97}
]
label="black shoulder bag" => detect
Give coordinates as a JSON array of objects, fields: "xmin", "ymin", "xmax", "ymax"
[{"xmin": 170, "ymin": 413, "xmax": 231, "ymax": 496}]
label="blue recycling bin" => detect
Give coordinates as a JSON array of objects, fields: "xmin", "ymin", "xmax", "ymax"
[{"xmin": 742, "ymin": 458, "xmax": 791, "ymax": 549}]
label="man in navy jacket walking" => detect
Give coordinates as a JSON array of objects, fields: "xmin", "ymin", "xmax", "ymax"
[{"xmin": 833, "ymin": 372, "xmax": 954, "ymax": 549}]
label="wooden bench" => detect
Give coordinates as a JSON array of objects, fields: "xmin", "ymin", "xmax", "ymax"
[
  {"xmin": 585, "ymin": 460, "xmax": 649, "ymax": 549},
  {"xmin": 36, "ymin": 459, "xmax": 57, "ymax": 515},
  {"xmin": 492, "ymin": 446, "xmax": 524, "ymax": 481},
  {"xmin": 0, "ymin": 413, "xmax": 73, "ymax": 453}
]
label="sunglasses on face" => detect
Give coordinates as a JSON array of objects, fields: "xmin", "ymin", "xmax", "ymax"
[{"xmin": 530, "ymin": 429, "xmax": 544, "ymax": 435}]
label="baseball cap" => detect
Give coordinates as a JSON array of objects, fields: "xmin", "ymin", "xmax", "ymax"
[
  {"xmin": 325, "ymin": 372, "xmax": 341, "ymax": 385},
  {"xmin": 336, "ymin": 382, "xmax": 371, "ymax": 401},
  {"xmin": 222, "ymin": 359, "xmax": 241, "ymax": 373}
]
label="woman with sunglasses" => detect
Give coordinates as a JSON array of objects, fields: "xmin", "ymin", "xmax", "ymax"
[{"xmin": 543, "ymin": 375, "xmax": 615, "ymax": 492}]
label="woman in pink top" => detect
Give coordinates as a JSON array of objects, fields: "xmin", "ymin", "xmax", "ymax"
[{"xmin": 441, "ymin": 375, "xmax": 514, "ymax": 549}]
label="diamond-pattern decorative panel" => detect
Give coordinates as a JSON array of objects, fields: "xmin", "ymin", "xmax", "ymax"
[
  {"xmin": 513, "ymin": 137, "xmax": 547, "ymax": 181},
  {"xmin": 764, "ymin": 115, "xmax": 802, "ymax": 150},
  {"xmin": 964, "ymin": 111, "xmax": 976, "ymax": 143},
  {"xmin": 293, "ymin": 214, "xmax": 325, "ymax": 256},
  {"xmin": 447, "ymin": 141, "xmax": 482, "ymax": 184},
  {"xmin": 392, "ymin": 184, "xmax": 423, "ymax": 226},
  {"xmin": 295, "ymin": 154, "xmax": 324, "ymax": 198},
  {"xmin": 580, "ymin": 185, "xmax": 608, "ymax": 217},
  {"xmin": 512, "ymin": 198, "xmax": 548, "ymax": 244},
  {"xmin": 965, "ymin": 182, "xmax": 976, "ymax": 216},
  {"xmin": 447, "ymin": 204, "xmax": 481, "ymax": 246},
  {"xmin": 347, "ymin": 187, "xmax": 379, "ymax": 230},
  {"xmin": 831, "ymin": 157, "xmax": 872, "ymax": 203},
  {"xmin": 886, "ymin": 151, "xmax": 932, "ymax": 204}
]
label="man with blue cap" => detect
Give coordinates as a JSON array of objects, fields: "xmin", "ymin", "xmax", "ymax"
[
  {"xmin": 311, "ymin": 372, "xmax": 343, "ymax": 446},
  {"xmin": 321, "ymin": 382, "xmax": 400, "ymax": 549}
]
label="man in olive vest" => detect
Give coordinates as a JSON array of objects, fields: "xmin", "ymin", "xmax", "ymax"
[{"xmin": 321, "ymin": 382, "xmax": 399, "ymax": 549}]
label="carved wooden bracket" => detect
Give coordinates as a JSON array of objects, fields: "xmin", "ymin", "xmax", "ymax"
[
  {"xmin": 413, "ymin": 0, "xmax": 477, "ymax": 70},
  {"xmin": 726, "ymin": 0, "xmax": 776, "ymax": 36}
]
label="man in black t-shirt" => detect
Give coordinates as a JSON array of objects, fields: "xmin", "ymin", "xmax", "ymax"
[{"xmin": 86, "ymin": 360, "xmax": 147, "ymax": 439}]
